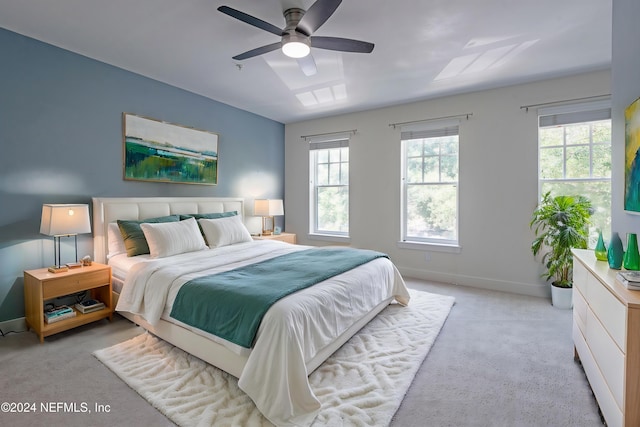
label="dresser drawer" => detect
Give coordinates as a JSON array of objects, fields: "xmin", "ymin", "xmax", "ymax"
[
  {"xmin": 573, "ymin": 287, "xmax": 587, "ymax": 333},
  {"xmin": 573, "ymin": 260, "xmax": 588, "ymax": 295},
  {"xmin": 587, "ymin": 272, "xmax": 627, "ymax": 352},
  {"xmin": 586, "ymin": 307, "xmax": 625, "ymax": 410},
  {"xmin": 574, "ymin": 321, "xmax": 623, "ymax": 427},
  {"xmin": 42, "ymin": 270, "xmax": 110, "ymax": 300}
]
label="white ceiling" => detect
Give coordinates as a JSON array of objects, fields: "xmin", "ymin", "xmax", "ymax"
[{"xmin": 0, "ymin": 0, "xmax": 611, "ymax": 124}]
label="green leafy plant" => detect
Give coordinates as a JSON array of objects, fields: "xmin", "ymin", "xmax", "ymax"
[{"xmin": 530, "ymin": 192, "xmax": 593, "ymax": 288}]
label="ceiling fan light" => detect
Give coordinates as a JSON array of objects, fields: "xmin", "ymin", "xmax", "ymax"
[
  {"xmin": 282, "ymin": 41, "xmax": 310, "ymax": 58},
  {"xmin": 281, "ymin": 32, "xmax": 311, "ymax": 58}
]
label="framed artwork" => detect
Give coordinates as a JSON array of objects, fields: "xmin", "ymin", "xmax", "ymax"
[
  {"xmin": 123, "ymin": 113, "xmax": 218, "ymax": 185},
  {"xmin": 625, "ymin": 97, "xmax": 640, "ymax": 213}
]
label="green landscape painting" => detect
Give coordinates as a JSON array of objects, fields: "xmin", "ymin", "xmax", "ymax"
[{"xmin": 123, "ymin": 114, "xmax": 218, "ymax": 185}]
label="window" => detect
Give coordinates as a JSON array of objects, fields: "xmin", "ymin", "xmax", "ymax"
[
  {"xmin": 538, "ymin": 102, "xmax": 612, "ymax": 246},
  {"xmin": 401, "ymin": 120, "xmax": 459, "ymax": 247},
  {"xmin": 309, "ymin": 137, "xmax": 349, "ymax": 236}
]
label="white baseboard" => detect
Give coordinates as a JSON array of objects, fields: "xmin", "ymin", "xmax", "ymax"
[
  {"xmin": 0, "ymin": 317, "xmax": 28, "ymax": 334},
  {"xmin": 397, "ymin": 266, "xmax": 549, "ymax": 299}
]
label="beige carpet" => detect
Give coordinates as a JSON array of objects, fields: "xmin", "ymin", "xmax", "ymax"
[{"xmin": 94, "ymin": 289, "xmax": 454, "ymax": 426}]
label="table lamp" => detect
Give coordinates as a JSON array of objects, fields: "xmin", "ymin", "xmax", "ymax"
[
  {"xmin": 40, "ymin": 204, "xmax": 92, "ymax": 273},
  {"xmin": 254, "ymin": 199, "xmax": 284, "ymax": 236}
]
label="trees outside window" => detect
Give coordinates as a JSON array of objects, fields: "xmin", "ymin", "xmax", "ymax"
[
  {"xmin": 538, "ymin": 105, "xmax": 611, "ymax": 247},
  {"xmin": 310, "ymin": 143, "xmax": 349, "ymax": 236},
  {"xmin": 401, "ymin": 125, "xmax": 459, "ymax": 246}
]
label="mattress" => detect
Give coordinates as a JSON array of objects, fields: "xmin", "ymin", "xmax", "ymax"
[{"xmin": 109, "ymin": 253, "xmax": 149, "ymax": 293}]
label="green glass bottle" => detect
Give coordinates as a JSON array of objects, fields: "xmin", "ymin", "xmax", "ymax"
[
  {"xmin": 608, "ymin": 232, "xmax": 624, "ymax": 270},
  {"xmin": 595, "ymin": 230, "xmax": 607, "ymax": 261},
  {"xmin": 624, "ymin": 233, "xmax": 640, "ymax": 271}
]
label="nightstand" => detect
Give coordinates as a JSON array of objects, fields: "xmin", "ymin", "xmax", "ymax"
[
  {"xmin": 24, "ymin": 263, "xmax": 113, "ymax": 343},
  {"xmin": 253, "ymin": 232, "xmax": 297, "ymax": 244}
]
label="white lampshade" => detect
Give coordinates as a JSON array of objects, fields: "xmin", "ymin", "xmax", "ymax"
[
  {"xmin": 40, "ymin": 204, "xmax": 92, "ymax": 236},
  {"xmin": 254, "ymin": 199, "xmax": 284, "ymax": 216}
]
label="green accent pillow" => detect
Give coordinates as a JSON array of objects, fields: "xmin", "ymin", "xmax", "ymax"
[
  {"xmin": 117, "ymin": 215, "xmax": 180, "ymax": 257},
  {"xmin": 179, "ymin": 211, "xmax": 237, "ymax": 220}
]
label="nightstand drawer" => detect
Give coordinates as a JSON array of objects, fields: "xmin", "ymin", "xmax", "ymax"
[{"xmin": 42, "ymin": 270, "xmax": 110, "ymax": 299}]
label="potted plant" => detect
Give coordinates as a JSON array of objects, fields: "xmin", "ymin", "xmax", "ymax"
[{"xmin": 530, "ymin": 192, "xmax": 592, "ymax": 308}]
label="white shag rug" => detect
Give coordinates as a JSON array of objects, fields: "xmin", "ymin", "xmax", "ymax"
[{"xmin": 94, "ymin": 289, "xmax": 454, "ymax": 427}]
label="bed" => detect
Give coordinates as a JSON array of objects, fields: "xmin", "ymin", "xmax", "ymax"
[{"xmin": 92, "ymin": 196, "xmax": 410, "ymax": 426}]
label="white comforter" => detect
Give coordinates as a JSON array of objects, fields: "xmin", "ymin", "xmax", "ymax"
[{"xmin": 116, "ymin": 240, "xmax": 410, "ymax": 426}]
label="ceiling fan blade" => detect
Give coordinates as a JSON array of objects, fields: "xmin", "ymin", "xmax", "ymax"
[
  {"xmin": 232, "ymin": 42, "xmax": 281, "ymax": 60},
  {"xmin": 297, "ymin": 55, "xmax": 317, "ymax": 76},
  {"xmin": 296, "ymin": 0, "xmax": 342, "ymax": 36},
  {"xmin": 310, "ymin": 36, "xmax": 374, "ymax": 53},
  {"xmin": 218, "ymin": 6, "xmax": 283, "ymax": 36}
]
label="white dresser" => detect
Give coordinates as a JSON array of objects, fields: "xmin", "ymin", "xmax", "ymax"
[{"xmin": 572, "ymin": 249, "xmax": 640, "ymax": 427}]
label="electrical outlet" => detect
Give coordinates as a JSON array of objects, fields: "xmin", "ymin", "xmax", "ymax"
[{"xmin": 424, "ymin": 252, "xmax": 431, "ymax": 262}]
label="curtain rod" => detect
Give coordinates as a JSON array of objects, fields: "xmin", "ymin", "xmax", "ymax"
[
  {"xmin": 389, "ymin": 113, "xmax": 472, "ymax": 129},
  {"xmin": 300, "ymin": 129, "xmax": 357, "ymax": 140},
  {"xmin": 520, "ymin": 94, "xmax": 611, "ymax": 112}
]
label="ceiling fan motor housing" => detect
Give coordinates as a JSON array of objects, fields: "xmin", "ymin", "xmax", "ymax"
[{"xmin": 283, "ymin": 8, "xmax": 306, "ymax": 33}]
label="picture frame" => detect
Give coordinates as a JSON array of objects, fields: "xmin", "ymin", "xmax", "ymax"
[
  {"xmin": 625, "ymin": 97, "xmax": 640, "ymax": 213},
  {"xmin": 123, "ymin": 113, "xmax": 218, "ymax": 185}
]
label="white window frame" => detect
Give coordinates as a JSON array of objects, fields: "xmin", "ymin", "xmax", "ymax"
[
  {"xmin": 308, "ymin": 135, "xmax": 350, "ymax": 242},
  {"xmin": 537, "ymin": 100, "xmax": 611, "ymax": 195},
  {"xmin": 399, "ymin": 119, "xmax": 461, "ymax": 252},
  {"xmin": 537, "ymin": 100, "xmax": 612, "ymax": 246}
]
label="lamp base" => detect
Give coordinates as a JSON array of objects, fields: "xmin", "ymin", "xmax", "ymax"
[
  {"xmin": 48, "ymin": 265, "xmax": 69, "ymax": 274},
  {"xmin": 261, "ymin": 216, "xmax": 274, "ymax": 236}
]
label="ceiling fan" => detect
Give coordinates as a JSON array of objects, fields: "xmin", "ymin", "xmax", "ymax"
[{"xmin": 217, "ymin": 0, "xmax": 374, "ymax": 76}]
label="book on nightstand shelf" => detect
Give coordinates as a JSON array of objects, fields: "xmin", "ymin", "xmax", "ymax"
[
  {"xmin": 74, "ymin": 299, "xmax": 105, "ymax": 314},
  {"xmin": 44, "ymin": 305, "xmax": 76, "ymax": 323},
  {"xmin": 616, "ymin": 271, "xmax": 640, "ymax": 289}
]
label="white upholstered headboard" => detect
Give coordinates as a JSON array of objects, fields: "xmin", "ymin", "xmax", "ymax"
[{"xmin": 92, "ymin": 197, "xmax": 245, "ymax": 263}]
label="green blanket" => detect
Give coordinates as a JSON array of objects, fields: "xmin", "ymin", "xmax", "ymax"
[{"xmin": 169, "ymin": 247, "xmax": 388, "ymax": 348}]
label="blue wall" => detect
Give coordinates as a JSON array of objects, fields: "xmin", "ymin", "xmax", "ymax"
[{"xmin": 0, "ymin": 28, "xmax": 285, "ymax": 322}]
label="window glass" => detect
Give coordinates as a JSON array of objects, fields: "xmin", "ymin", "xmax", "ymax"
[
  {"xmin": 402, "ymin": 132, "xmax": 459, "ymax": 245},
  {"xmin": 310, "ymin": 145, "xmax": 349, "ymax": 236},
  {"xmin": 538, "ymin": 118, "xmax": 611, "ymax": 246}
]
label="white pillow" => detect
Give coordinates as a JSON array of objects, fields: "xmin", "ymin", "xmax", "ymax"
[
  {"xmin": 140, "ymin": 217, "xmax": 207, "ymax": 258},
  {"xmin": 107, "ymin": 222, "xmax": 126, "ymax": 259},
  {"xmin": 198, "ymin": 215, "xmax": 252, "ymax": 248}
]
